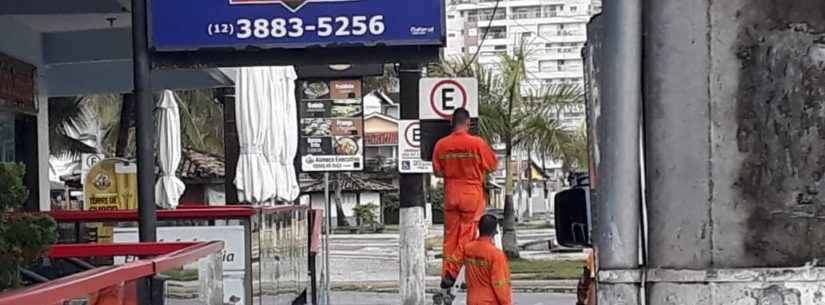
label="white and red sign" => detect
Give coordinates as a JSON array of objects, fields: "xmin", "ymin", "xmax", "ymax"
[
  {"xmin": 398, "ymin": 120, "xmax": 432, "ymax": 173},
  {"xmin": 419, "ymin": 78, "xmax": 478, "ymax": 120}
]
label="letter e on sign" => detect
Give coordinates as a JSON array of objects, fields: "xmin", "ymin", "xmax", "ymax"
[{"xmin": 419, "ymin": 78, "xmax": 478, "ymax": 120}]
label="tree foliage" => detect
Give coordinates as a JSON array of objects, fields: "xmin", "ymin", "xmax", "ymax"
[
  {"xmin": 430, "ymin": 40, "xmax": 585, "ymax": 258},
  {"xmin": 0, "ymin": 164, "xmax": 57, "ymax": 291}
]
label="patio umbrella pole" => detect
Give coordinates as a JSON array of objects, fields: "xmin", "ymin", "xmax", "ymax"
[{"xmin": 131, "ymin": 0, "xmax": 157, "ymax": 304}]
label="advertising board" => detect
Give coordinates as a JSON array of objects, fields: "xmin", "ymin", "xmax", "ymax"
[
  {"xmin": 299, "ymin": 79, "xmax": 365, "ymax": 171},
  {"xmin": 149, "ymin": 0, "xmax": 445, "ymax": 51}
]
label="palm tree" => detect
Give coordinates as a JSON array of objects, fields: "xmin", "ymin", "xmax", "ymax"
[
  {"xmin": 48, "ymin": 97, "xmax": 96, "ymax": 158},
  {"xmin": 432, "ymin": 44, "xmax": 583, "ymax": 259}
]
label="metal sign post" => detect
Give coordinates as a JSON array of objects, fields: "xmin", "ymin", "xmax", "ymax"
[
  {"xmin": 131, "ymin": 1, "xmax": 157, "ymax": 305},
  {"xmin": 320, "ymin": 172, "xmax": 331, "ymax": 305}
]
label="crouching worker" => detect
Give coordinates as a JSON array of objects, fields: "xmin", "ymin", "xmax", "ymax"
[{"xmin": 463, "ymin": 214, "xmax": 512, "ymax": 305}]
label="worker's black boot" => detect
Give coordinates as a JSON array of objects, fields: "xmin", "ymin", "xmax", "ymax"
[{"xmin": 433, "ymin": 276, "xmax": 456, "ymax": 305}]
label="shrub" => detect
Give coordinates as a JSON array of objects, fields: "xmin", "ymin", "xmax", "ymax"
[{"xmin": 0, "ymin": 163, "xmax": 57, "ymax": 291}]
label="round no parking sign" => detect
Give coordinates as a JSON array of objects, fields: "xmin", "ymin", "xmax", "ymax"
[{"xmin": 419, "ymin": 78, "xmax": 478, "ymax": 120}]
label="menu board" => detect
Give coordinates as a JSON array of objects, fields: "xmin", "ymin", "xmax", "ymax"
[{"xmin": 298, "ymin": 79, "xmax": 364, "ymax": 172}]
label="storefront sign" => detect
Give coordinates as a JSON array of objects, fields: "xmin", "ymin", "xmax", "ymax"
[
  {"xmin": 0, "ymin": 53, "xmax": 36, "ymax": 113},
  {"xmin": 114, "ymin": 226, "xmax": 248, "ymax": 305},
  {"xmin": 299, "ymin": 79, "xmax": 364, "ymax": 171},
  {"xmin": 398, "ymin": 120, "xmax": 432, "ymax": 174},
  {"xmin": 149, "ymin": 0, "xmax": 444, "ymax": 51},
  {"xmin": 114, "ymin": 226, "xmax": 247, "ymax": 271},
  {"xmin": 83, "ymin": 159, "xmax": 137, "ymax": 211}
]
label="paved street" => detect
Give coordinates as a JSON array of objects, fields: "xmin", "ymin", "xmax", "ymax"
[
  {"xmin": 328, "ymin": 226, "xmax": 585, "ymax": 285},
  {"xmin": 328, "ymin": 292, "xmax": 576, "ymax": 305}
]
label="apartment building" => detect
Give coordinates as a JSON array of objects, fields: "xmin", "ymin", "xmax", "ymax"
[{"xmin": 445, "ymin": 0, "xmax": 600, "ymax": 130}]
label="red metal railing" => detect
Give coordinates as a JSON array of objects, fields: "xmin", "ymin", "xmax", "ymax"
[{"xmin": 0, "ymin": 241, "xmax": 224, "ymax": 305}]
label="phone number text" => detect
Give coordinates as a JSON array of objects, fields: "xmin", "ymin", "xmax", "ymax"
[{"xmin": 207, "ymin": 15, "xmax": 386, "ymax": 39}]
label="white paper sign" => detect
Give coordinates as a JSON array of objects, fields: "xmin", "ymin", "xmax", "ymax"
[
  {"xmin": 419, "ymin": 78, "xmax": 479, "ymax": 120},
  {"xmin": 398, "ymin": 120, "xmax": 433, "ymax": 173},
  {"xmin": 113, "ymin": 225, "xmax": 246, "ymax": 271}
]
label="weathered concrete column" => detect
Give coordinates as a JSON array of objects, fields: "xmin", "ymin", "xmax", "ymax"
[
  {"xmin": 644, "ymin": 0, "xmax": 825, "ymax": 303},
  {"xmin": 398, "ymin": 62, "xmax": 426, "ymax": 305}
]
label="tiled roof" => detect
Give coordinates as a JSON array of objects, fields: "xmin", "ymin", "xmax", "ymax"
[{"xmin": 301, "ymin": 173, "xmax": 397, "ymax": 193}]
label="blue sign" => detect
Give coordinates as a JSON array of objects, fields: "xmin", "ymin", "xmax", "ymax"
[{"xmin": 149, "ymin": 0, "xmax": 445, "ymax": 51}]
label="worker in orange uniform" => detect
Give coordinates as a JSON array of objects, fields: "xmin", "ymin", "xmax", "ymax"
[
  {"xmin": 432, "ymin": 108, "xmax": 498, "ymax": 305},
  {"xmin": 463, "ymin": 214, "xmax": 512, "ymax": 305}
]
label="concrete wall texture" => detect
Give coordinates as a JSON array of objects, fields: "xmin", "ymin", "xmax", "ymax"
[{"xmin": 641, "ymin": 0, "xmax": 825, "ymax": 304}]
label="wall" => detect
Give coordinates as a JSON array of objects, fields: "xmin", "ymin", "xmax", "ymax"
[
  {"xmin": 309, "ymin": 192, "xmax": 382, "ymax": 225},
  {"xmin": 0, "ymin": 16, "xmax": 50, "ymax": 211},
  {"xmin": 364, "ymin": 117, "xmax": 397, "ymax": 133}
]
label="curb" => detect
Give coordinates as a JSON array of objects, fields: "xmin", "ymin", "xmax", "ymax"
[{"xmin": 330, "ymin": 281, "xmax": 577, "ymax": 294}]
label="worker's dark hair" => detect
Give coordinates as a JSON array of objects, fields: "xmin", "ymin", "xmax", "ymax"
[
  {"xmin": 452, "ymin": 108, "xmax": 471, "ymax": 129},
  {"xmin": 478, "ymin": 214, "xmax": 499, "ymax": 237}
]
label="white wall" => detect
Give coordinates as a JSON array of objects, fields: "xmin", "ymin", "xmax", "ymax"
[{"xmin": 308, "ymin": 191, "xmax": 382, "ymax": 225}]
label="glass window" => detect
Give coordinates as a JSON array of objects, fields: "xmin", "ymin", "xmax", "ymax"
[{"xmin": 0, "ymin": 112, "xmax": 14, "ymax": 163}]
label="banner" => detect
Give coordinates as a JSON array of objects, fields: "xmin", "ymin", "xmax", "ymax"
[{"xmin": 83, "ymin": 159, "xmax": 137, "ymax": 211}]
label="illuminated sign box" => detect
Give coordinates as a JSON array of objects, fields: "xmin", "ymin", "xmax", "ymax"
[{"xmin": 149, "ymin": 0, "xmax": 445, "ymax": 51}]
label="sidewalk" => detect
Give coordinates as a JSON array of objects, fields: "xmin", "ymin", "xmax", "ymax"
[{"xmin": 331, "ymin": 277, "xmax": 577, "ymax": 294}]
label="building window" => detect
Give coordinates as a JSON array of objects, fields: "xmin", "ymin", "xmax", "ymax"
[
  {"xmin": 571, "ymin": 6, "xmax": 578, "ymax": 12},
  {"xmin": 0, "ymin": 113, "xmax": 14, "ymax": 163}
]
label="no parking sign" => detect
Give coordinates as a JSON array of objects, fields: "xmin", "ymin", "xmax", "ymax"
[
  {"xmin": 418, "ymin": 78, "xmax": 479, "ymax": 161},
  {"xmin": 419, "ymin": 78, "xmax": 479, "ymax": 120},
  {"xmin": 398, "ymin": 120, "xmax": 433, "ymax": 173}
]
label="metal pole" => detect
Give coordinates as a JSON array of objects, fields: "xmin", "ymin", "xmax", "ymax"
[
  {"xmin": 131, "ymin": 0, "xmax": 156, "ymax": 244},
  {"xmin": 321, "ymin": 172, "xmax": 331, "ymax": 305},
  {"xmin": 398, "ymin": 62, "xmax": 426, "ymax": 305},
  {"xmin": 591, "ymin": 0, "xmax": 642, "ymax": 303},
  {"xmin": 131, "ymin": 0, "xmax": 156, "ymax": 304}
]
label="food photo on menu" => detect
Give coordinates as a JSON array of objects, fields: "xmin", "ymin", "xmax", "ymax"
[
  {"xmin": 335, "ymin": 136, "xmax": 361, "ymax": 156},
  {"xmin": 301, "ymin": 118, "xmax": 331, "ymax": 137},
  {"xmin": 330, "ymin": 101, "xmax": 362, "ymax": 117},
  {"xmin": 302, "ymin": 80, "xmax": 331, "ymax": 100}
]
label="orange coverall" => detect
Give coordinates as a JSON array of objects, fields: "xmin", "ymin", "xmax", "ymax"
[
  {"xmin": 463, "ymin": 236, "xmax": 513, "ymax": 305},
  {"xmin": 433, "ymin": 130, "xmax": 498, "ymax": 279}
]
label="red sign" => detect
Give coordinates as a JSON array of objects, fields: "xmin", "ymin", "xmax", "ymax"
[{"xmin": 0, "ymin": 53, "xmax": 36, "ymax": 113}]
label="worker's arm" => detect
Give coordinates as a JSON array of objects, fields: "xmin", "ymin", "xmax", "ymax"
[
  {"xmin": 491, "ymin": 252, "xmax": 513, "ymax": 305},
  {"xmin": 433, "ymin": 141, "xmax": 444, "ymax": 177},
  {"xmin": 479, "ymin": 138, "xmax": 498, "ymax": 174}
]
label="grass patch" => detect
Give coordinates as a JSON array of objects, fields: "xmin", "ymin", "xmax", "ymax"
[
  {"xmin": 509, "ymin": 259, "xmax": 584, "ymax": 279},
  {"xmin": 162, "ymin": 268, "xmax": 199, "ymax": 281}
]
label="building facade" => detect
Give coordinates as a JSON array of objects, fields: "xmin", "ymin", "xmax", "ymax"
[{"xmin": 445, "ymin": 0, "xmax": 600, "ymax": 130}]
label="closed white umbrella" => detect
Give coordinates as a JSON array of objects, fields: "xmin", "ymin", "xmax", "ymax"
[
  {"xmin": 264, "ymin": 67, "xmax": 288, "ymax": 203},
  {"xmin": 155, "ymin": 90, "xmax": 185, "ymax": 209},
  {"xmin": 281, "ymin": 67, "xmax": 301, "ymax": 201},
  {"xmin": 235, "ymin": 67, "xmax": 276, "ymax": 203}
]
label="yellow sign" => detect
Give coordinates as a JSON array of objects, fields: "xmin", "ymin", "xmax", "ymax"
[{"xmin": 83, "ymin": 159, "xmax": 138, "ymax": 211}]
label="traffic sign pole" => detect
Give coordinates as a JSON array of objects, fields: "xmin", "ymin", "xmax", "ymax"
[{"xmin": 398, "ymin": 62, "xmax": 426, "ymax": 305}]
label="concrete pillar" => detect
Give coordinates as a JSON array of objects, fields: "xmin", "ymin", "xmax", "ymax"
[
  {"xmin": 398, "ymin": 63, "xmax": 426, "ymax": 305},
  {"xmin": 643, "ymin": 0, "xmax": 825, "ymax": 303}
]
